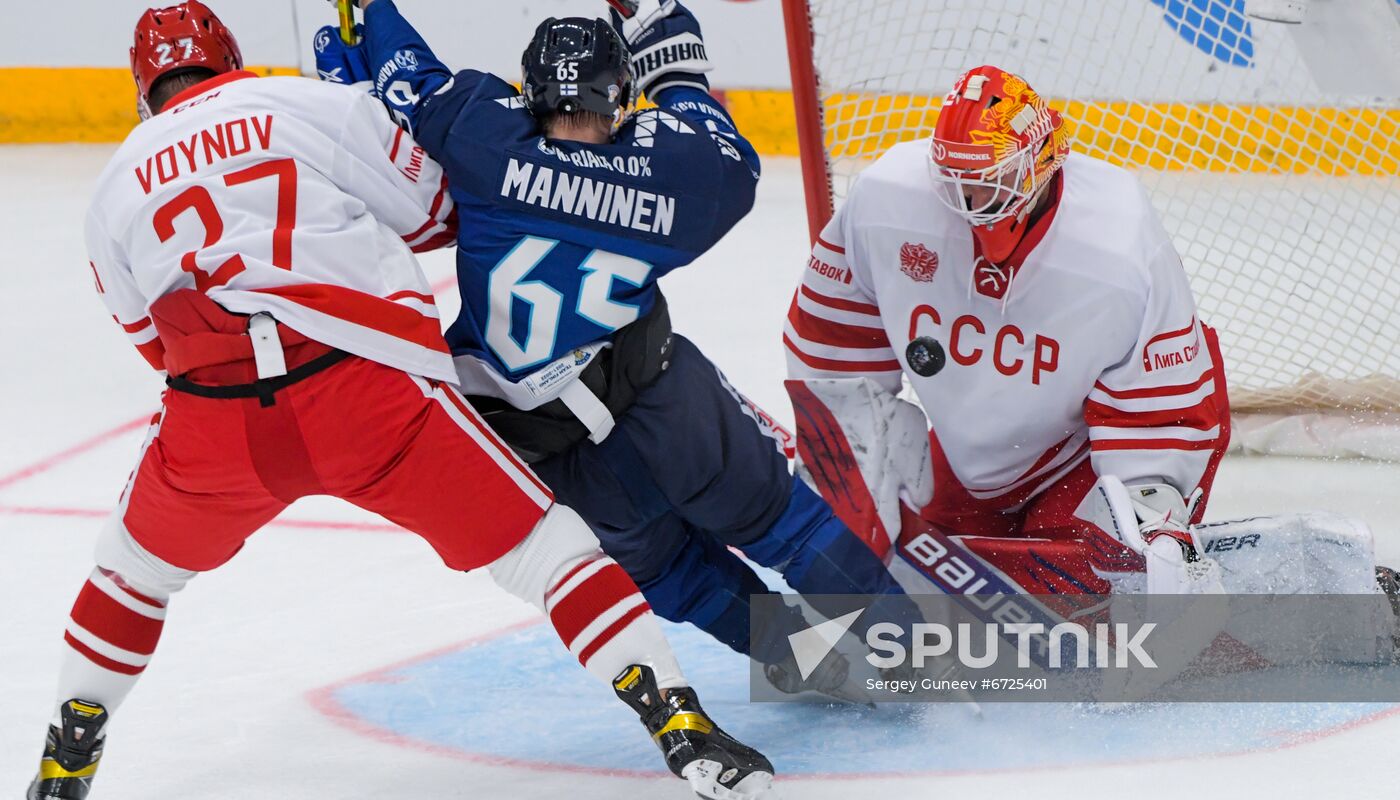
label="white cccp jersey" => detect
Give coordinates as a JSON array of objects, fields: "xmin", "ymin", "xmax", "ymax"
[
  {"xmin": 86, "ymin": 71, "xmax": 457, "ymax": 381},
  {"xmin": 785, "ymin": 143, "xmax": 1228, "ymax": 517}
]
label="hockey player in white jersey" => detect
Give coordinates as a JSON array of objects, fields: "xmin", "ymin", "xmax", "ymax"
[
  {"xmin": 26, "ymin": 4, "xmax": 772, "ymax": 799},
  {"xmin": 785, "ymin": 65, "xmax": 1398, "ymax": 615}
]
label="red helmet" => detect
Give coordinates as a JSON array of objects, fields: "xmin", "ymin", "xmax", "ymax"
[
  {"xmin": 131, "ymin": 1, "xmax": 243, "ymax": 119},
  {"xmin": 929, "ymin": 66, "xmax": 1070, "ymax": 263}
]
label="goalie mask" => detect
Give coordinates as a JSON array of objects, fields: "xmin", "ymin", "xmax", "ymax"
[
  {"xmin": 131, "ymin": 1, "xmax": 244, "ymax": 121},
  {"xmin": 929, "ymin": 66, "xmax": 1070, "ymax": 263}
]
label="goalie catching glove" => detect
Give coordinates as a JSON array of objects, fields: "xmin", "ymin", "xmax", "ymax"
[
  {"xmin": 606, "ymin": 0, "xmax": 713, "ymax": 97},
  {"xmin": 1076, "ymin": 475, "xmax": 1225, "ymax": 594}
]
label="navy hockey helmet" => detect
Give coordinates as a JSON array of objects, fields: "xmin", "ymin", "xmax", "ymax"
[{"xmin": 521, "ymin": 17, "xmax": 633, "ymax": 120}]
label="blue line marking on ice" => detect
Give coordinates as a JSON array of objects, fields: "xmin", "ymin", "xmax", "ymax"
[
  {"xmin": 1150, "ymin": 0, "xmax": 1255, "ymax": 67},
  {"xmin": 332, "ymin": 621, "xmax": 1396, "ymax": 775}
]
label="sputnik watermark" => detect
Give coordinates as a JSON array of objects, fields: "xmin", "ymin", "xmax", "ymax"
[
  {"xmin": 752, "ymin": 593, "xmax": 1400, "ymax": 703},
  {"xmin": 865, "ymin": 677, "xmax": 1050, "ymax": 694},
  {"xmin": 865, "ymin": 621, "xmax": 1158, "ymax": 670},
  {"xmin": 786, "ymin": 608, "xmax": 1156, "ymax": 679}
]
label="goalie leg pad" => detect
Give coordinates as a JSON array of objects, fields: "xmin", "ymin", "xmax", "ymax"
[
  {"xmin": 1196, "ymin": 515, "xmax": 1392, "ymax": 664},
  {"xmin": 786, "ymin": 378, "xmax": 933, "ymax": 559},
  {"xmin": 1194, "ymin": 513, "xmax": 1379, "ymax": 594}
]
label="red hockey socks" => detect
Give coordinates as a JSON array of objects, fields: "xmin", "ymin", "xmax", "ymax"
[
  {"xmin": 490, "ymin": 505, "xmax": 686, "ymax": 689},
  {"xmin": 54, "ymin": 567, "xmax": 169, "ymax": 720}
]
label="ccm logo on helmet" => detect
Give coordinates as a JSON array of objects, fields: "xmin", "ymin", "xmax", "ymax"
[{"xmin": 908, "ymin": 304, "xmax": 1060, "ymax": 385}]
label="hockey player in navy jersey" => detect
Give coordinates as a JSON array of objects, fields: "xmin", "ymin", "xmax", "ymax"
[{"xmin": 316, "ymin": 0, "xmax": 919, "ymax": 700}]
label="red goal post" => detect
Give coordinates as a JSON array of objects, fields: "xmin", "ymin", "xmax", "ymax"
[{"xmin": 782, "ymin": 0, "xmax": 835, "ymax": 245}]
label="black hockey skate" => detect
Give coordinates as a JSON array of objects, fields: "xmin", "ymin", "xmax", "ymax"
[
  {"xmin": 27, "ymin": 700, "xmax": 108, "ymax": 800},
  {"xmin": 614, "ymin": 665, "xmax": 775, "ymax": 800}
]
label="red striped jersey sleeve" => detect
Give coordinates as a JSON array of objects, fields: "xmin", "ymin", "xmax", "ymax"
[
  {"xmin": 1086, "ymin": 242, "xmax": 1229, "ymax": 494},
  {"xmin": 784, "ymin": 211, "xmax": 902, "ymax": 393},
  {"xmin": 86, "ymin": 213, "xmax": 166, "ymax": 372},
  {"xmin": 335, "ymin": 91, "xmax": 457, "ymax": 254}
]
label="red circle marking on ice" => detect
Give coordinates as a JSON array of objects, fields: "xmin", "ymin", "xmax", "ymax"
[{"xmin": 306, "ymin": 621, "xmax": 1400, "ymax": 782}]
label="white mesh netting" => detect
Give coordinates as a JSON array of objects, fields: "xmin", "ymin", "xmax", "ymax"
[{"xmin": 795, "ymin": 0, "xmax": 1400, "ymax": 454}]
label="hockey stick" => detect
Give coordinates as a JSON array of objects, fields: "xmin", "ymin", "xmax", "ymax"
[
  {"xmin": 605, "ymin": 0, "xmax": 640, "ymax": 17},
  {"xmin": 337, "ymin": 0, "xmax": 358, "ymax": 45}
]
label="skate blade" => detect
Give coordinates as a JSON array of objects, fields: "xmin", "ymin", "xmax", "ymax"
[
  {"xmin": 682, "ymin": 760, "xmax": 779, "ymax": 800},
  {"xmin": 769, "ymin": 675, "xmax": 875, "ymax": 708},
  {"xmin": 815, "ymin": 682, "xmax": 877, "ymax": 709}
]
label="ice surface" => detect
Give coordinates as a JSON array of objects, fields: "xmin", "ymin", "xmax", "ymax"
[{"xmin": 3, "ymin": 145, "xmax": 1399, "ymax": 799}]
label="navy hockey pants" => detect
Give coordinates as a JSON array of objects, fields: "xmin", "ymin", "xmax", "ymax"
[{"xmin": 532, "ymin": 335, "xmax": 910, "ymax": 663}]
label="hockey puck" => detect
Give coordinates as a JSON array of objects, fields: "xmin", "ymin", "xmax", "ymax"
[{"xmin": 905, "ymin": 336, "xmax": 946, "ymax": 377}]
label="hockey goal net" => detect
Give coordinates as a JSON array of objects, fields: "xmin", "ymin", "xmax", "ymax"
[{"xmin": 782, "ymin": 0, "xmax": 1400, "ymax": 458}]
